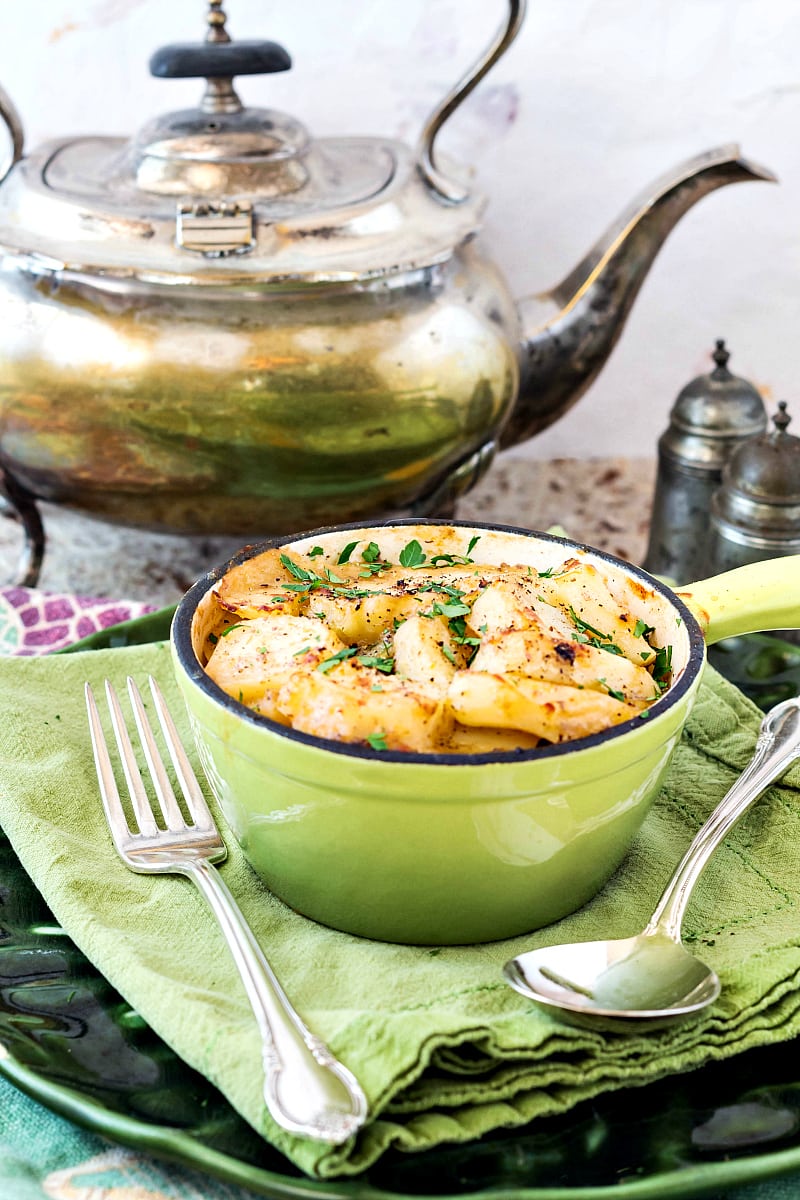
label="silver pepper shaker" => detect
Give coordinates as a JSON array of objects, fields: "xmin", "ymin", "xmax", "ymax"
[
  {"xmin": 643, "ymin": 340, "xmax": 767, "ymax": 582},
  {"xmin": 710, "ymin": 402, "xmax": 800, "ymax": 573}
]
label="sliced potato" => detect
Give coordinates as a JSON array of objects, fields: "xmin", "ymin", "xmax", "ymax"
[
  {"xmin": 471, "ymin": 626, "xmax": 657, "ymax": 705},
  {"xmin": 443, "ymin": 725, "xmax": 540, "ymax": 754},
  {"xmin": 205, "ymin": 614, "xmax": 344, "ymax": 716},
  {"xmin": 448, "ymin": 671, "xmax": 643, "ymax": 743},
  {"xmin": 470, "ymin": 577, "xmax": 576, "ymax": 641},
  {"xmin": 202, "ymin": 540, "xmax": 668, "ymax": 753},
  {"xmin": 278, "ymin": 660, "xmax": 448, "ymax": 752},
  {"xmin": 537, "ymin": 562, "xmax": 656, "ymax": 665},
  {"xmin": 309, "ymin": 589, "xmax": 419, "ymax": 643},
  {"xmin": 214, "ymin": 548, "xmax": 306, "ymax": 619},
  {"xmin": 393, "ymin": 614, "xmax": 459, "ymax": 696}
]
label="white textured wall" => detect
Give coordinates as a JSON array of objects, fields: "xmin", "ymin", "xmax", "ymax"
[{"xmin": 2, "ymin": 0, "xmax": 796, "ymax": 459}]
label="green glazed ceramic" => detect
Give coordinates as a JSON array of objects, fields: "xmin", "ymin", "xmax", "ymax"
[{"xmin": 170, "ymin": 521, "xmax": 800, "ymax": 945}]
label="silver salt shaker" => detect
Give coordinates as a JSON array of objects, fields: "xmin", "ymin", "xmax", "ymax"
[
  {"xmin": 710, "ymin": 402, "xmax": 800, "ymax": 573},
  {"xmin": 643, "ymin": 340, "xmax": 767, "ymax": 582}
]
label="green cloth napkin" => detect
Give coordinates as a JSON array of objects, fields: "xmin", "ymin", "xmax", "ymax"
[{"xmin": 1, "ymin": 644, "xmax": 800, "ymax": 1181}]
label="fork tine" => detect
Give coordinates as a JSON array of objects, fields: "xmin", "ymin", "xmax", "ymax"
[
  {"xmin": 85, "ymin": 681, "xmax": 158, "ymax": 840},
  {"xmin": 147, "ymin": 676, "xmax": 216, "ymax": 834},
  {"xmin": 102, "ymin": 680, "xmax": 162, "ymax": 839},
  {"xmin": 125, "ymin": 677, "xmax": 188, "ymax": 831}
]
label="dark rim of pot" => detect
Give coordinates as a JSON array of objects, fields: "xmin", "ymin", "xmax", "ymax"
[{"xmin": 171, "ymin": 519, "xmax": 706, "ymax": 766}]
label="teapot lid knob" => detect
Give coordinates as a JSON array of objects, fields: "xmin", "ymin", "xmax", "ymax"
[
  {"xmin": 773, "ymin": 399, "xmax": 792, "ymax": 433},
  {"xmin": 711, "ymin": 337, "xmax": 731, "ymax": 375},
  {"xmin": 149, "ymin": 0, "xmax": 292, "ymax": 115}
]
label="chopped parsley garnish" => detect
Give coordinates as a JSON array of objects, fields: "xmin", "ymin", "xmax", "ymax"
[
  {"xmin": 221, "ymin": 623, "xmax": 245, "ymax": 637},
  {"xmin": 207, "ymin": 632, "xmax": 218, "ymax": 645},
  {"xmin": 367, "ymin": 731, "xmax": 389, "ymax": 751},
  {"xmin": 280, "ymin": 554, "xmax": 315, "ymax": 582},
  {"xmin": 359, "ymin": 544, "xmax": 393, "ymax": 577},
  {"xmin": 429, "ymin": 600, "xmax": 471, "ymax": 619},
  {"xmin": 333, "ymin": 585, "xmax": 384, "ymax": 599},
  {"xmin": 442, "ymin": 644, "xmax": 458, "ymax": 665},
  {"xmin": 429, "ymin": 535, "xmax": 480, "ymax": 566},
  {"xmin": 399, "ymin": 539, "xmax": 426, "ymax": 568},
  {"xmin": 308, "ymin": 545, "xmax": 324, "ymax": 557},
  {"xmin": 416, "ymin": 581, "xmax": 466, "ymax": 599},
  {"xmin": 652, "ymin": 644, "xmax": 673, "ymax": 686},
  {"xmin": 292, "ymin": 645, "xmax": 312, "ymax": 656},
  {"xmin": 358, "ymin": 654, "xmax": 395, "ymax": 674},
  {"xmin": 316, "ymin": 647, "xmax": 359, "ymax": 673},
  {"xmin": 337, "ymin": 541, "xmax": 359, "ymax": 565},
  {"xmin": 569, "ymin": 608, "xmax": 608, "ymax": 641},
  {"xmin": 568, "ymin": 607, "xmax": 624, "ymax": 656},
  {"xmin": 598, "ymin": 678, "xmax": 626, "ymax": 702},
  {"xmin": 634, "ymin": 618, "xmax": 654, "ymax": 639}
]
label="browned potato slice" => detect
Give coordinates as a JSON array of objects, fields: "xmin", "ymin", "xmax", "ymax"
[
  {"xmin": 537, "ymin": 562, "xmax": 656, "ymax": 665},
  {"xmin": 470, "ymin": 578, "xmax": 576, "ymax": 641},
  {"xmin": 443, "ymin": 725, "xmax": 540, "ymax": 754},
  {"xmin": 471, "ymin": 626, "xmax": 657, "ymax": 705},
  {"xmin": 205, "ymin": 614, "xmax": 344, "ymax": 716},
  {"xmin": 309, "ymin": 590, "xmax": 420, "ymax": 643},
  {"xmin": 448, "ymin": 671, "xmax": 644, "ymax": 743},
  {"xmin": 279, "ymin": 660, "xmax": 448, "ymax": 752},
  {"xmin": 393, "ymin": 614, "xmax": 459, "ymax": 696},
  {"xmin": 214, "ymin": 548, "xmax": 305, "ymax": 619}
]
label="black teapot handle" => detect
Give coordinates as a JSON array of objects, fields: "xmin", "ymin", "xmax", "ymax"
[{"xmin": 417, "ymin": 0, "xmax": 526, "ymax": 204}]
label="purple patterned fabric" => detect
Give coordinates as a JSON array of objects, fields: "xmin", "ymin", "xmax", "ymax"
[{"xmin": 0, "ymin": 587, "xmax": 157, "ymax": 655}]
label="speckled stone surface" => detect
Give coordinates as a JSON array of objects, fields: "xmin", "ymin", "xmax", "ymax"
[{"xmin": 0, "ymin": 455, "xmax": 657, "ymax": 606}]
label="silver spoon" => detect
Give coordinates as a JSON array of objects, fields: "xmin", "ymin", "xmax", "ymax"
[{"xmin": 504, "ymin": 694, "xmax": 800, "ymax": 1030}]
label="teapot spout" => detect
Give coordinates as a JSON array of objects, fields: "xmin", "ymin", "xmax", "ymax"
[{"xmin": 503, "ymin": 145, "xmax": 776, "ymax": 449}]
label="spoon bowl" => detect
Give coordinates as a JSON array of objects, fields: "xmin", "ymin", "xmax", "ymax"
[
  {"xmin": 504, "ymin": 695, "xmax": 800, "ymax": 1030},
  {"xmin": 504, "ymin": 932, "xmax": 720, "ymax": 1031}
]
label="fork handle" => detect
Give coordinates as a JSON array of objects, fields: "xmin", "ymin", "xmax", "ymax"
[{"xmin": 182, "ymin": 858, "xmax": 368, "ymax": 1144}]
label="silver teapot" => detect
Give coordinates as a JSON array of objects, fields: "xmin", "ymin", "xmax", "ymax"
[{"xmin": 0, "ymin": 0, "xmax": 774, "ymax": 584}]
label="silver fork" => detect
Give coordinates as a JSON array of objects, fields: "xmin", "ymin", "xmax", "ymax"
[{"xmin": 85, "ymin": 674, "xmax": 368, "ymax": 1145}]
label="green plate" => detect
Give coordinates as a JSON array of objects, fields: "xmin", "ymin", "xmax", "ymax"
[{"xmin": 2, "ymin": 612, "xmax": 800, "ymax": 1198}]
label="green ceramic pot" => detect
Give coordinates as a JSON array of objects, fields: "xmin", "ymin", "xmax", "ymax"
[{"xmin": 170, "ymin": 522, "xmax": 800, "ymax": 945}]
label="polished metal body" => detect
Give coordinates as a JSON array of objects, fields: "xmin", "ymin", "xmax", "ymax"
[
  {"xmin": 504, "ymin": 694, "xmax": 800, "ymax": 1030},
  {"xmin": 643, "ymin": 341, "xmax": 767, "ymax": 582},
  {"xmin": 711, "ymin": 402, "xmax": 800, "ymax": 572},
  {"xmin": 85, "ymin": 674, "xmax": 368, "ymax": 1143},
  {"xmin": 0, "ymin": 2, "xmax": 776, "ymax": 586}
]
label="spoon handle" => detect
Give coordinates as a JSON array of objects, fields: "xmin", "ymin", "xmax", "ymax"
[{"xmin": 646, "ymin": 695, "xmax": 800, "ymax": 942}]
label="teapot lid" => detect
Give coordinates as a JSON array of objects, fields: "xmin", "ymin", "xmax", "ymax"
[{"xmin": 0, "ymin": 2, "xmax": 485, "ymax": 283}]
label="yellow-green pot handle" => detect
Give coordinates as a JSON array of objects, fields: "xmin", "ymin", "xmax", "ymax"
[{"xmin": 676, "ymin": 555, "xmax": 800, "ymax": 645}]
